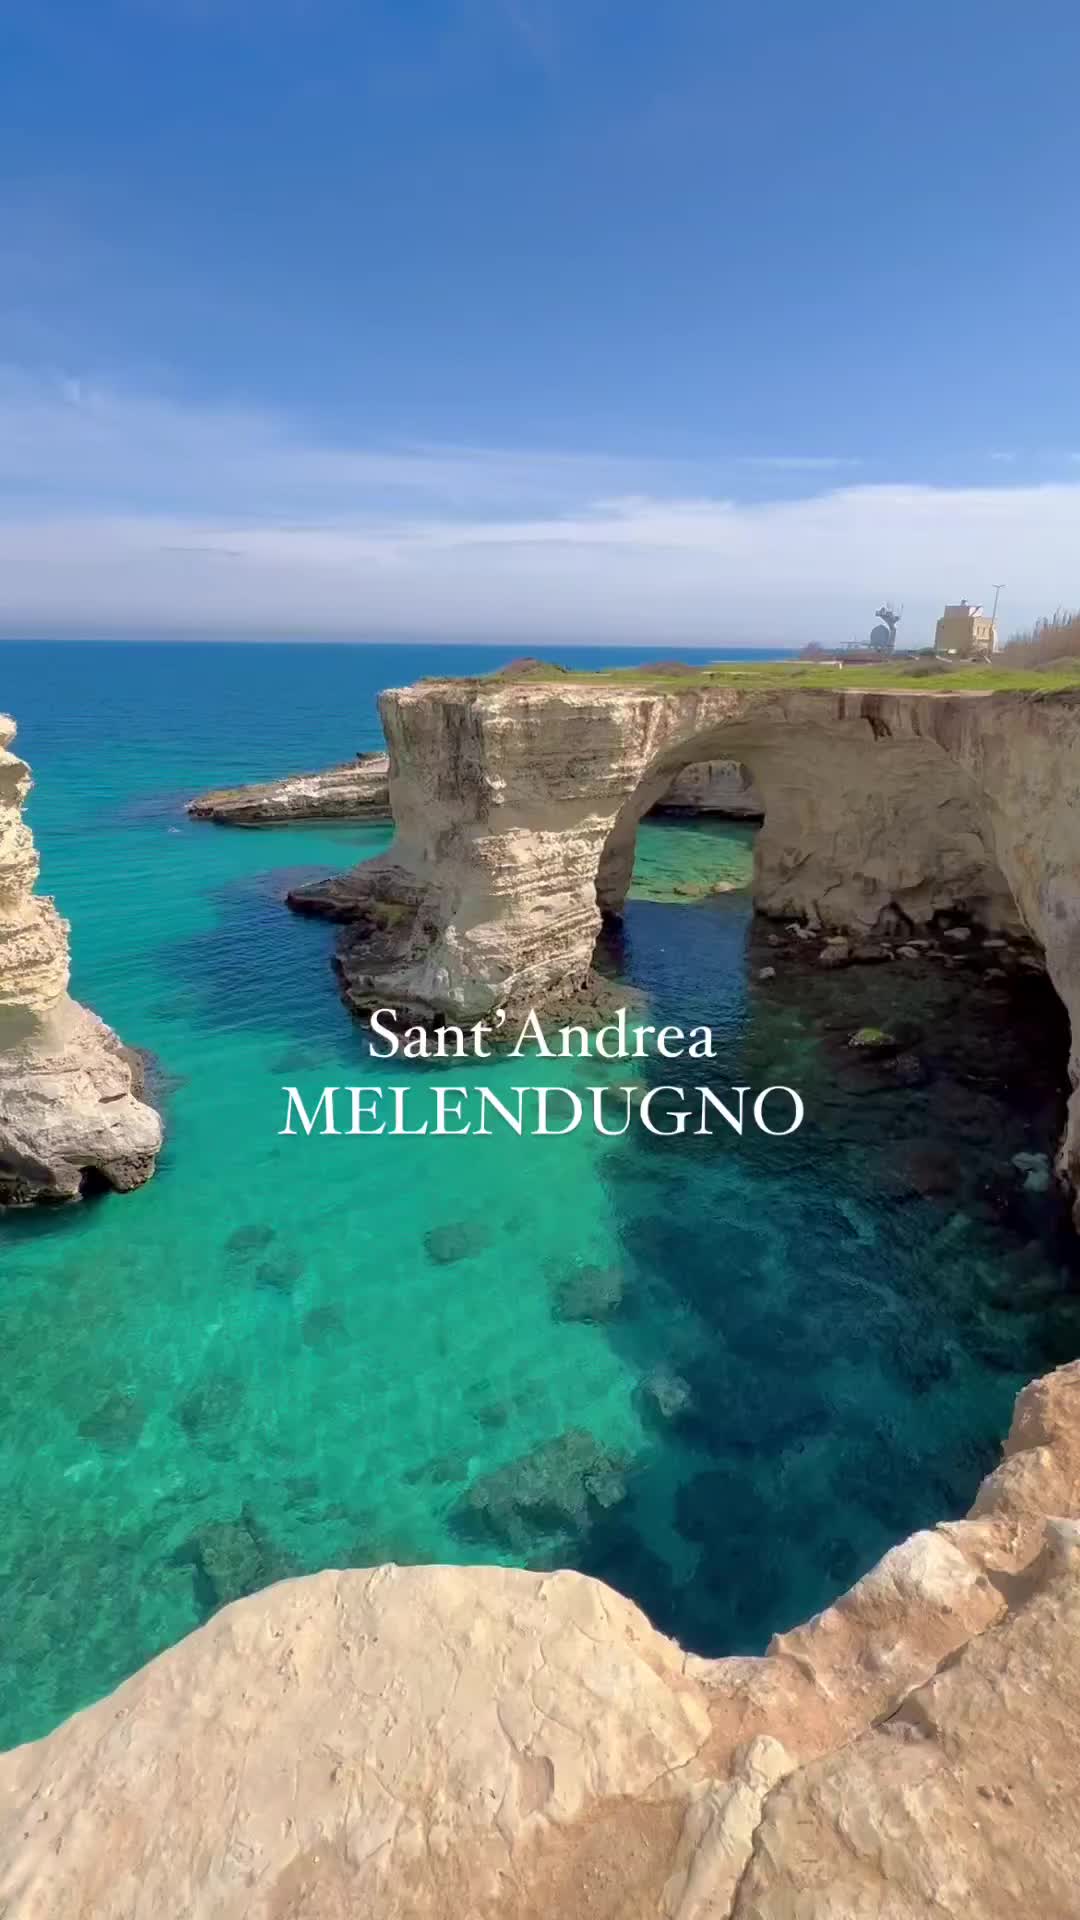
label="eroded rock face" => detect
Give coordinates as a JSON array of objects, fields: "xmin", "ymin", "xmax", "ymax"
[
  {"xmin": 0, "ymin": 713, "xmax": 162, "ymax": 1204},
  {"xmin": 286, "ymin": 682, "xmax": 1080, "ymax": 1205},
  {"xmin": 654, "ymin": 759, "xmax": 764, "ymax": 818},
  {"xmin": 4, "ymin": 1360, "xmax": 1080, "ymax": 1917},
  {"xmin": 188, "ymin": 752, "xmax": 392, "ymax": 825}
]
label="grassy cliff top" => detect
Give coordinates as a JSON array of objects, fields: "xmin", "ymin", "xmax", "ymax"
[{"xmin": 418, "ymin": 654, "xmax": 1080, "ymax": 697}]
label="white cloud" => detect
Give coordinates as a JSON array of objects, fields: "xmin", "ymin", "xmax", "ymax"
[
  {"xmin": 737, "ymin": 455, "xmax": 862, "ymax": 472},
  {"xmin": 0, "ymin": 367, "xmax": 646, "ymax": 517},
  {"xmin": 0, "ymin": 370, "xmax": 1077, "ymax": 643}
]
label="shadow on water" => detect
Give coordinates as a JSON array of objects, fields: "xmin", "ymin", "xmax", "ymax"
[{"xmin": 523, "ymin": 846, "xmax": 1080, "ymax": 1654}]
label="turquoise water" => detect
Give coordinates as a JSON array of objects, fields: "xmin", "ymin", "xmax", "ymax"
[{"xmin": 1, "ymin": 640, "xmax": 1077, "ymax": 1747}]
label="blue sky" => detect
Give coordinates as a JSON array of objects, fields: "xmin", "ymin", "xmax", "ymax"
[{"xmin": 1, "ymin": 0, "xmax": 1078, "ymax": 642}]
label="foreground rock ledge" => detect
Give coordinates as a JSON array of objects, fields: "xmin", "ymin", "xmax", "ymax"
[
  {"xmin": 5, "ymin": 1361, "xmax": 1080, "ymax": 1918},
  {"xmin": 0, "ymin": 713, "xmax": 161, "ymax": 1204}
]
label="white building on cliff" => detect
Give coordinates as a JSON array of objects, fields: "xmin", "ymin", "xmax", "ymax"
[{"xmin": 934, "ymin": 601, "xmax": 998, "ymax": 659}]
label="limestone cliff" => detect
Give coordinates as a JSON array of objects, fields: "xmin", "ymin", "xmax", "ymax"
[
  {"xmin": 188, "ymin": 751, "xmax": 392, "ymax": 824},
  {"xmin": 0, "ymin": 713, "xmax": 162, "ymax": 1204},
  {"xmin": 287, "ymin": 681, "xmax": 1080, "ymax": 1207},
  {"xmin": 4, "ymin": 1359, "xmax": 1080, "ymax": 1917}
]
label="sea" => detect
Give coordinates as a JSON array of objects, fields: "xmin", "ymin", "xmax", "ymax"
[{"xmin": 0, "ymin": 639, "xmax": 1076, "ymax": 1747}]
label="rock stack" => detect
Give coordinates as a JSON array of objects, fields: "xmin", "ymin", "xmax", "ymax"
[{"xmin": 0, "ymin": 713, "xmax": 162, "ymax": 1204}]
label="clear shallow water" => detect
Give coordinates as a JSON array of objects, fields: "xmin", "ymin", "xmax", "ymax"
[{"xmin": 1, "ymin": 640, "xmax": 1077, "ymax": 1747}]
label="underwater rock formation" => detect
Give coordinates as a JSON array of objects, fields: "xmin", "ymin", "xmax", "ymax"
[
  {"xmin": 187, "ymin": 751, "xmax": 392, "ymax": 824},
  {"xmin": 0, "ymin": 714, "xmax": 161, "ymax": 1204},
  {"xmin": 287, "ymin": 681, "xmax": 1080, "ymax": 1211},
  {"xmin": 5, "ymin": 1360, "xmax": 1080, "ymax": 1916},
  {"xmin": 453, "ymin": 1427, "xmax": 627, "ymax": 1554}
]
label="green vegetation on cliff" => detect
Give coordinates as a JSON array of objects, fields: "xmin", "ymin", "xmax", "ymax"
[{"xmin": 428, "ymin": 654, "xmax": 1080, "ymax": 696}]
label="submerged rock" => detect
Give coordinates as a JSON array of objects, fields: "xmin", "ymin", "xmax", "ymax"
[
  {"xmin": 472, "ymin": 1401, "xmax": 509, "ymax": 1429},
  {"xmin": 176, "ymin": 1373, "xmax": 246, "ymax": 1444},
  {"xmin": 224, "ymin": 1224, "xmax": 276, "ymax": 1257},
  {"xmin": 301, "ymin": 1303, "xmax": 348, "ymax": 1348},
  {"xmin": 77, "ymin": 1390, "xmax": 146, "ymax": 1452},
  {"xmin": 551, "ymin": 1262, "xmax": 624, "ymax": 1323},
  {"xmin": 636, "ymin": 1365, "xmax": 693, "ymax": 1425},
  {"xmin": 254, "ymin": 1253, "xmax": 305, "ymax": 1294},
  {"xmin": 1013, "ymin": 1150, "xmax": 1053, "ymax": 1194},
  {"xmin": 177, "ymin": 1508, "xmax": 298, "ymax": 1613},
  {"xmin": 423, "ymin": 1220, "xmax": 492, "ymax": 1266},
  {"xmin": 454, "ymin": 1428, "xmax": 628, "ymax": 1552},
  {"xmin": 847, "ymin": 1025, "xmax": 900, "ymax": 1054},
  {"xmin": 188, "ymin": 1519, "xmax": 264, "ymax": 1609},
  {"xmin": 404, "ymin": 1449, "xmax": 471, "ymax": 1489}
]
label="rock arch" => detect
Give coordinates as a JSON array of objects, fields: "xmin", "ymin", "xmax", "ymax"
[
  {"xmin": 288, "ymin": 680, "xmax": 1080, "ymax": 1206},
  {"xmin": 595, "ymin": 709, "xmax": 1018, "ymax": 928}
]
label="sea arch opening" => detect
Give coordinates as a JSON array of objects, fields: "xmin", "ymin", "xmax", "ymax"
[{"xmin": 594, "ymin": 709, "xmax": 1023, "ymax": 941}]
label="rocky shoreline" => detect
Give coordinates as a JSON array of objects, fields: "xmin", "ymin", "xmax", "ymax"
[
  {"xmin": 4, "ymin": 1357, "xmax": 1080, "ymax": 1916},
  {"xmin": 758, "ymin": 906, "xmax": 1049, "ymax": 981},
  {"xmin": 0, "ymin": 713, "xmax": 161, "ymax": 1205},
  {"xmin": 285, "ymin": 680, "xmax": 1080, "ymax": 1220},
  {"xmin": 186, "ymin": 750, "xmax": 761, "ymax": 827},
  {"xmin": 5, "ymin": 674, "xmax": 1080, "ymax": 1910}
]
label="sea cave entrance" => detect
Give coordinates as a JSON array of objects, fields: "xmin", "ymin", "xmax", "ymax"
[
  {"xmin": 617, "ymin": 759, "xmax": 763, "ymax": 912},
  {"xmin": 596, "ymin": 755, "xmax": 766, "ymax": 926}
]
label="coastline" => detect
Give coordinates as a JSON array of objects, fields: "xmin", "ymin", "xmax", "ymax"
[{"xmin": 2, "ymin": 643, "xmax": 1078, "ymax": 1915}]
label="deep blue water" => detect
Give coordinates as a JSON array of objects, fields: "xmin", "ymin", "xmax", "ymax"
[{"xmin": 0, "ymin": 639, "xmax": 1077, "ymax": 1746}]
